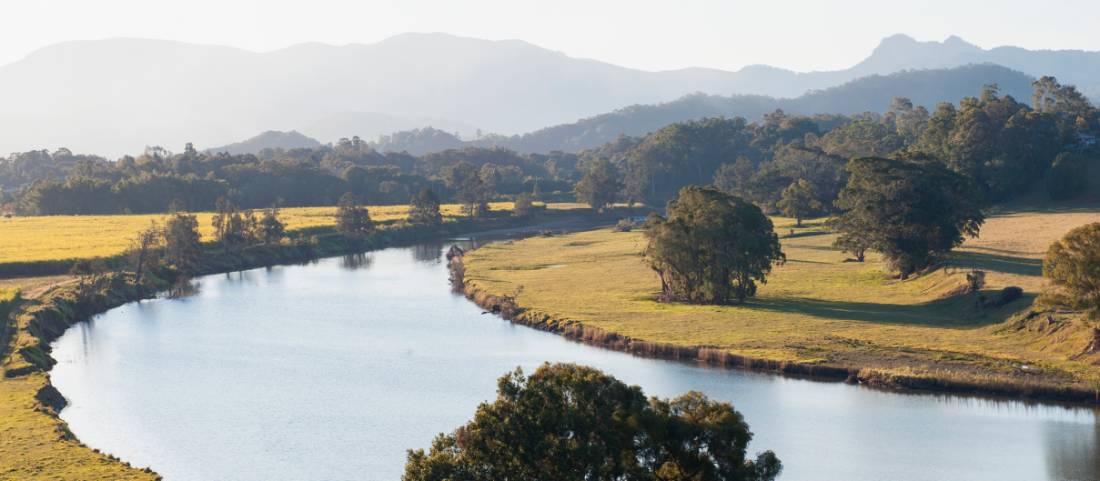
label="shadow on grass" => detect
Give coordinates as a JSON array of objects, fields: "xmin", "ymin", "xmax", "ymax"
[
  {"xmin": 746, "ymin": 292, "xmax": 1035, "ymax": 329},
  {"xmin": 946, "ymin": 251, "xmax": 1043, "ymax": 277}
]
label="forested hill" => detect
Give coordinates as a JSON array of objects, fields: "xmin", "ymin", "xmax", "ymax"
[{"xmin": 383, "ymin": 64, "xmax": 1035, "ymax": 154}]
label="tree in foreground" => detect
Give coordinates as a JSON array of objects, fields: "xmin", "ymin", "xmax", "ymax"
[
  {"xmin": 776, "ymin": 179, "xmax": 822, "ymax": 227},
  {"xmin": 645, "ymin": 186, "xmax": 785, "ymax": 304},
  {"xmin": 832, "ymin": 157, "xmax": 985, "ymax": 278},
  {"xmin": 335, "ymin": 192, "xmax": 374, "ymax": 237},
  {"xmin": 575, "ymin": 159, "xmax": 621, "ymax": 211},
  {"xmin": 163, "ymin": 211, "xmax": 202, "ymax": 274},
  {"xmin": 408, "ymin": 188, "xmax": 443, "ymax": 226},
  {"xmin": 403, "ymin": 363, "xmax": 780, "ymax": 481},
  {"xmin": 1043, "ymin": 222, "xmax": 1100, "ymax": 315}
]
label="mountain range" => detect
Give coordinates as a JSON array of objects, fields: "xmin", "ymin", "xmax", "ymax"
[{"xmin": 0, "ymin": 33, "xmax": 1097, "ymax": 157}]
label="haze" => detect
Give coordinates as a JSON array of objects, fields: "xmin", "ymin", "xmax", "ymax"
[{"xmin": 4, "ymin": 0, "xmax": 1100, "ymax": 72}]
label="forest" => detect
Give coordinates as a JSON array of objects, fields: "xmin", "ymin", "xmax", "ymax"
[{"xmin": 2, "ymin": 76, "xmax": 1096, "ymax": 217}]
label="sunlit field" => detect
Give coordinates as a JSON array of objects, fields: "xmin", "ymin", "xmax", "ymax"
[
  {"xmin": 463, "ymin": 208, "xmax": 1100, "ymax": 388},
  {"xmin": 0, "ymin": 202, "xmax": 549, "ymax": 265}
]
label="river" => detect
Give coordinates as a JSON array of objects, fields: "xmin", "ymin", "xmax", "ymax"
[{"xmin": 49, "ymin": 241, "xmax": 1100, "ymax": 481}]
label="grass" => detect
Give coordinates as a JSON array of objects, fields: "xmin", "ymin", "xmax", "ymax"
[
  {"xmin": 463, "ymin": 209, "xmax": 1100, "ymax": 391},
  {"xmin": 0, "ymin": 202, "xmax": 595, "ymax": 266}
]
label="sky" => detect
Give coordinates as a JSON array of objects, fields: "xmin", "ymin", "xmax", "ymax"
[{"xmin": 2, "ymin": 0, "xmax": 1099, "ymax": 72}]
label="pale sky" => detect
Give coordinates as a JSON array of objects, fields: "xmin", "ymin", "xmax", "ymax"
[{"xmin": 2, "ymin": 0, "xmax": 1099, "ymax": 72}]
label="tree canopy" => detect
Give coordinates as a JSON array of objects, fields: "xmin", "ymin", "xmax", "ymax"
[
  {"xmin": 645, "ymin": 187, "xmax": 784, "ymax": 304},
  {"xmin": 832, "ymin": 157, "xmax": 985, "ymax": 278},
  {"xmin": 1043, "ymin": 222, "xmax": 1100, "ymax": 315},
  {"xmin": 403, "ymin": 363, "xmax": 780, "ymax": 481}
]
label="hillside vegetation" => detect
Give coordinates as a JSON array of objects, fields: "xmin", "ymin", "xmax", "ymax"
[{"xmin": 462, "ymin": 208, "xmax": 1100, "ymax": 397}]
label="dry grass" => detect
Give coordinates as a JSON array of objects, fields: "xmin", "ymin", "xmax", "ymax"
[
  {"xmin": 0, "ymin": 202, "xmax": 585, "ymax": 265},
  {"xmin": 0, "ymin": 374, "xmax": 157, "ymax": 481},
  {"xmin": 463, "ymin": 209, "xmax": 1100, "ymax": 386}
]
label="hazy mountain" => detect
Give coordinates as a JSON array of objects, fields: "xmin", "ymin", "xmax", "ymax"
[
  {"xmin": 299, "ymin": 111, "xmax": 478, "ymax": 144},
  {"xmin": 1, "ymin": 33, "xmax": 1096, "ymax": 157},
  {"xmin": 206, "ymin": 130, "xmax": 321, "ymax": 155},
  {"xmin": 448, "ymin": 64, "xmax": 1036, "ymax": 153}
]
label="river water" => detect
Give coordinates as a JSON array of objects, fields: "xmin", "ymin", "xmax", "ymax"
[{"xmin": 49, "ymin": 241, "xmax": 1100, "ymax": 481}]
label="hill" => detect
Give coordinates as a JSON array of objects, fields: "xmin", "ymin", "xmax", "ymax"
[
  {"xmin": 2, "ymin": 33, "xmax": 1097, "ymax": 157},
  {"xmin": 388, "ymin": 64, "xmax": 1034, "ymax": 153},
  {"xmin": 206, "ymin": 130, "xmax": 321, "ymax": 155}
]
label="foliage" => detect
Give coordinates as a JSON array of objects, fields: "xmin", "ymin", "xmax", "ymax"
[
  {"xmin": 403, "ymin": 363, "xmax": 780, "ymax": 481},
  {"xmin": 1046, "ymin": 152, "xmax": 1091, "ymax": 201},
  {"xmin": 833, "ymin": 157, "xmax": 985, "ymax": 278},
  {"xmin": 444, "ymin": 161, "xmax": 491, "ymax": 217},
  {"xmin": 126, "ymin": 221, "xmax": 162, "ymax": 282},
  {"xmin": 256, "ymin": 206, "xmax": 286, "ymax": 244},
  {"xmin": 1043, "ymin": 222, "xmax": 1100, "ymax": 314},
  {"xmin": 574, "ymin": 158, "xmax": 621, "ymax": 210},
  {"xmin": 163, "ymin": 211, "xmax": 202, "ymax": 273},
  {"xmin": 512, "ymin": 192, "xmax": 539, "ymax": 218},
  {"xmin": 335, "ymin": 193, "xmax": 374, "ymax": 237},
  {"xmin": 645, "ymin": 187, "xmax": 784, "ymax": 304},
  {"xmin": 776, "ymin": 179, "xmax": 822, "ymax": 226},
  {"xmin": 408, "ymin": 188, "xmax": 444, "ymax": 226}
]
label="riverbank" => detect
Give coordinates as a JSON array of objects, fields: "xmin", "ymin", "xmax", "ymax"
[
  {"xmin": 0, "ymin": 209, "xmax": 619, "ymax": 480},
  {"xmin": 454, "ymin": 210, "xmax": 1100, "ymax": 405}
]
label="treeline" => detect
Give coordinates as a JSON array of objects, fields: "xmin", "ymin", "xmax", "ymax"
[
  {"xmin": 573, "ymin": 77, "xmax": 1098, "ymax": 215},
  {"xmin": 3, "ymin": 139, "xmax": 578, "ymax": 215},
  {"xmin": 4, "ymin": 77, "xmax": 1097, "ymax": 217}
]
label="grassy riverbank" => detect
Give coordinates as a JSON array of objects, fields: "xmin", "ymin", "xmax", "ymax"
[
  {"xmin": 460, "ymin": 208, "xmax": 1100, "ymax": 402},
  {"xmin": 0, "ymin": 208, "xmax": 617, "ymax": 480},
  {"xmin": 0, "ymin": 202, "xmax": 598, "ymax": 271}
]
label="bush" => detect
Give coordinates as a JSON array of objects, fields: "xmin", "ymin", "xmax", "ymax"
[{"xmin": 614, "ymin": 218, "xmax": 635, "ymax": 232}]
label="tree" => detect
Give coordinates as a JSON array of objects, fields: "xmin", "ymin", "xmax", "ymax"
[
  {"xmin": 1043, "ymin": 223, "xmax": 1100, "ymax": 315},
  {"xmin": 408, "ymin": 188, "xmax": 443, "ymax": 226},
  {"xmin": 402, "ymin": 363, "xmax": 780, "ymax": 481},
  {"xmin": 776, "ymin": 179, "xmax": 822, "ymax": 227},
  {"xmin": 512, "ymin": 192, "xmax": 537, "ymax": 218},
  {"xmin": 645, "ymin": 187, "xmax": 785, "ymax": 304},
  {"xmin": 575, "ymin": 159, "xmax": 621, "ymax": 211},
  {"xmin": 833, "ymin": 157, "xmax": 985, "ymax": 278},
  {"xmin": 127, "ymin": 221, "xmax": 162, "ymax": 283},
  {"xmin": 163, "ymin": 211, "xmax": 202, "ymax": 274},
  {"xmin": 256, "ymin": 206, "xmax": 286, "ymax": 244},
  {"xmin": 445, "ymin": 162, "xmax": 490, "ymax": 217},
  {"xmin": 335, "ymin": 192, "xmax": 373, "ymax": 237}
]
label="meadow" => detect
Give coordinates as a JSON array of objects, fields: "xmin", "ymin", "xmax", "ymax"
[
  {"xmin": 0, "ymin": 202, "xmax": 600, "ymax": 266},
  {"xmin": 462, "ymin": 208, "xmax": 1100, "ymax": 392}
]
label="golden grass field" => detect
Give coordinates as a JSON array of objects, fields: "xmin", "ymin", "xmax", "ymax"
[
  {"xmin": 463, "ymin": 208, "xmax": 1100, "ymax": 386},
  {"xmin": 0, "ymin": 202, "xmax": 600, "ymax": 266}
]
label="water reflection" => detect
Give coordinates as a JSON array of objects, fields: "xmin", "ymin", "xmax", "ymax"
[
  {"xmin": 1044, "ymin": 418, "xmax": 1100, "ymax": 480},
  {"xmin": 340, "ymin": 253, "xmax": 374, "ymax": 270},
  {"xmin": 411, "ymin": 242, "xmax": 444, "ymax": 263}
]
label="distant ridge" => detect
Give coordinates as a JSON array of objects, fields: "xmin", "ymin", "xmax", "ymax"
[
  {"xmin": 0, "ymin": 33, "xmax": 1097, "ymax": 156},
  {"xmin": 384, "ymin": 64, "xmax": 1036, "ymax": 154},
  {"xmin": 207, "ymin": 130, "xmax": 321, "ymax": 155}
]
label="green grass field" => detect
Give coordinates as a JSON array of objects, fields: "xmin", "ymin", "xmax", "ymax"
[{"xmin": 463, "ymin": 209, "xmax": 1100, "ymax": 390}]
